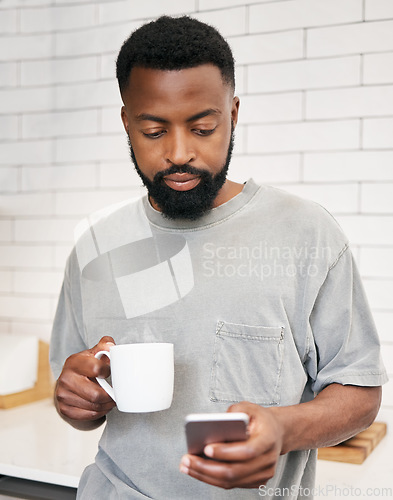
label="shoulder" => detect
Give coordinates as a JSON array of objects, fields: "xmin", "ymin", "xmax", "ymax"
[
  {"xmin": 80, "ymin": 196, "xmax": 146, "ymax": 236},
  {"xmin": 249, "ymin": 183, "xmax": 349, "ymax": 262},
  {"xmin": 71, "ymin": 195, "xmax": 149, "ymax": 274},
  {"xmin": 252, "ymin": 184, "xmax": 344, "ymax": 229},
  {"xmin": 253, "ymin": 184, "xmax": 335, "ymax": 219}
]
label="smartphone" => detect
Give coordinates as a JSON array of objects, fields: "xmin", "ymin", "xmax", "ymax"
[{"xmin": 185, "ymin": 412, "xmax": 249, "ymax": 456}]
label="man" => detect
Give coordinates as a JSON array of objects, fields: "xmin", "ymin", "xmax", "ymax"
[{"xmin": 50, "ymin": 16, "xmax": 387, "ymax": 499}]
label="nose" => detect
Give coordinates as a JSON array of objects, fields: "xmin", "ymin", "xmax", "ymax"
[{"xmin": 165, "ymin": 129, "xmax": 196, "ymax": 166}]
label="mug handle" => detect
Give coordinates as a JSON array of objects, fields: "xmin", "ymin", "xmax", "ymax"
[{"xmin": 95, "ymin": 350, "xmax": 116, "ymax": 402}]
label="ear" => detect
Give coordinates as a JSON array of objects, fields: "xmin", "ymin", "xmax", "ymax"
[
  {"xmin": 121, "ymin": 106, "xmax": 129, "ymax": 134},
  {"xmin": 231, "ymin": 97, "xmax": 240, "ymax": 128}
]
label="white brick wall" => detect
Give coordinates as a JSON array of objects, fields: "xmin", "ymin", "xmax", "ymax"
[
  {"xmin": 0, "ymin": 116, "xmax": 18, "ymax": 141},
  {"xmin": 247, "ymin": 120, "xmax": 360, "ymax": 153},
  {"xmin": 363, "ymin": 118, "xmax": 393, "ymax": 149},
  {"xmin": 307, "ymin": 85, "xmax": 393, "ymax": 119},
  {"xmin": 249, "ymin": 0, "xmax": 363, "ymax": 32},
  {"xmin": 364, "ymin": 53, "xmax": 393, "ymax": 84},
  {"xmin": 0, "ymin": 61, "xmax": 18, "ymax": 87},
  {"xmin": 0, "ymin": 33, "xmax": 53, "ymax": 61},
  {"xmin": 24, "ymin": 5, "xmax": 98, "ymax": 33},
  {"xmin": 231, "ymin": 31, "xmax": 304, "ymax": 65},
  {"xmin": 0, "ymin": 1, "xmax": 392, "ymax": 425},
  {"xmin": 240, "ymin": 92, "xmax": 302, "ymax": 123},
  {"xmin": 360, "ymin": 248, "xmax": 393, "ymax": 278},
  {"xmin": 365, "ymin": 0, "xmax": 393, "ymax": 20},
  {"xmin": 248, "ymin": 56, "xmax": 361, "ymax": 93},
  {"xmin": 307, "ymin": 20, "xmax": 393, "ymax": 57},
  {"xmin": 21, "ymin": 57, "xmax": 99, "ymax": 86},
  {"xmin": 303, "ymin": 152, "xmax": 393, "ymax": 181}
]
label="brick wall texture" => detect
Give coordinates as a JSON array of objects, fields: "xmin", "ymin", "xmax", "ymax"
[{"xmin": 0, "ymin": 0, "xmax": 392, "ymax": 413}]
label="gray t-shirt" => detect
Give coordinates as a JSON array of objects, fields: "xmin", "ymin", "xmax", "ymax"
[{"xmin": 50, "ymin": 179, "xmax": 387, "ymax": 499}]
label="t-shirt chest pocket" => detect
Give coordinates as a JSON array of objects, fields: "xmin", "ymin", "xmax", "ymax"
[{"xmin": 209, "ymin": 321, "xmax": 285, "ymax": 406}]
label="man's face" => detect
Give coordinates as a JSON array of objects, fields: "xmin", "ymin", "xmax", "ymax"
[{"xmin": 120, "ymin": 64, "xmax": 240, "ymax": 219}]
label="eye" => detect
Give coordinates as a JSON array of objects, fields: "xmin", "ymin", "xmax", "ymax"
[
  {"xmin": 142, "ymin": 130, "xmax": 166, "ymax": 139},
  {"xmin": 194, "ymin": 127, "xmax": 216, "ymax": 136}
]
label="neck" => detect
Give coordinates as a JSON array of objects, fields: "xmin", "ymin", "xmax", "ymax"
[{"xmin": 211, "ymin": 179, "xmax": 244, "ymax": 208}]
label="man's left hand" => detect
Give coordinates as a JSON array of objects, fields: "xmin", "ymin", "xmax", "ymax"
[{"xmin": 179, "ymin": 401, "xmax": 284, "ymax": 489}]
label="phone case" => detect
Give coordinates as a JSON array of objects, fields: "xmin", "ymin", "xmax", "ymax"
[{"xmin": 185, "ymin": 413, "xmax": 249, "ymax": 456}]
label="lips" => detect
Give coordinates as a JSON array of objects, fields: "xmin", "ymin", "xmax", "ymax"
[{"xmin": 163, "ymin": 173, "xmax": 201, "ymax": 191}]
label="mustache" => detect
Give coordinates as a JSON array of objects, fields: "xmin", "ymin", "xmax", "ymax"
[
  {"xmin": 126, "ymin": 135, "xmax": 210, "ymax": 183},
  {"xmin": 154, "ymin": 164, "xmax": 210, "ymax": 182}
]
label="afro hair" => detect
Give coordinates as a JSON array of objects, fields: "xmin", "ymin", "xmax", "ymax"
[{"xmin": 116, "ymin": 16, "xmax": 235, "ymax": 95}]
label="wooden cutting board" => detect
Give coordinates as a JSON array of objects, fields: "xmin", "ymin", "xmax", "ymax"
[
  {"xmin": 318, "ymin": 421, "xmax": 387, "ymax": 464},
  {"xmin": 0, "ymin": 341, "xmax": 54, "ymax": 409}
]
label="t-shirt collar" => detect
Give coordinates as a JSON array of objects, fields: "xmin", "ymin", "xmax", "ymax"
[{"xmin": 143, "ymin": 178, "xmax": 259, "ymax": 231}]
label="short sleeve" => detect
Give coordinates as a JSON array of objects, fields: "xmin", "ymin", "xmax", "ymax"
[
  {"xmin": 49, "ymin": 249, "xmax": 88, "ymax": 380},
  {"xmin": 307, "ymin": 246, "xmax": 388, "ymax": 394}
]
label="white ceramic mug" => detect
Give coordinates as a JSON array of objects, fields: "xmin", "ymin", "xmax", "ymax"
[{"xmin": 95, "ymin": 343, "xmax": 174, "ymax": 413}]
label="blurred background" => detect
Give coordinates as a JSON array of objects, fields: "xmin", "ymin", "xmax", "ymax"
[{"xmin": 0, "ymin": 0, "xmax": 392, "ymax": 445}]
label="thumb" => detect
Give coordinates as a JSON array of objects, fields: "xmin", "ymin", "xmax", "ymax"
[
  {"xmin": 88, "ymin": 337, "xmax": 116, "ymax": 379},
  {"xmin": 227, "ymin": 401, "xmax": 260, "ymax": 418},
  {"xmin": 89, "ymin": 336, "xmax": 116, "ymax": 355},
  {"xmin": 227, "ymin": 401, "xmax": 266, "ymax": 437}
]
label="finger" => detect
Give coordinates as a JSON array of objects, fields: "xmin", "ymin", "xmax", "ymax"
[
  {"xmin": 227, "ymin": 401, "xmax": 262, "ymax": 432},
  {"xmin": 57, "ymin": 382, "xmax": 115, "ymax": 411},
  {"xmin": 201, "ymin": 448, "xmax": 277, "ymax": 480},
  {"xmin": 203, "ymin": 423, "xmax": 276, "ymax": 462},
  {"xmin": 183, "ymin": 466, "xmax": 273, "ymax": 490},
  {"xmin": 58, "ymin": 401, "xmax": 114, "ymax": 422},
  {"xmin": 58, "ymin": 370, "xmax": 114, "ymax": 405},
  {"xmin": 180, "ymin": 454, "xmax": 276, "ymax": 490},
  {"xmin": 227, "ymin": 401, "xmax": 258, "ymax": 414},
  {"xmin": 56, "ymin": 377, "xmax": 116, "ymax": 421},
  {"xmin": 60, "ymin": 399, "xmax": 116, "ymax": 418},
  {"xmin": 66, "ymin": 351, "xmax": 112, "ymax": 379},
  {"xmin": 203, "ymin": 437, "xmax": 259, "ymax": 462},
  {"xmin": 88, "ymin": 337, "xmax": 116, "ymax": 378}
]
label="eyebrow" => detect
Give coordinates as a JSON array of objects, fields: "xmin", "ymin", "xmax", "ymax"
[
  {"xmin": 187, "ymin": 108, "xmax": 221, "ymax": 122},
  {"xmin": 135, "ymin": 108, "xmax": 221, "ymax": 124}
]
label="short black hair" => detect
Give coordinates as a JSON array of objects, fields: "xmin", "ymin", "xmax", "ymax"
[{"xmin": 116, "ymin": 16, "xmax": 235, "ymax": 95}]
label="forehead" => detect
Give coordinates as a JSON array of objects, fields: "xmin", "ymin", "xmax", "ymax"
[{"xmin": 122, "ymin": 64, "xmax": 233, "ymax": 117}]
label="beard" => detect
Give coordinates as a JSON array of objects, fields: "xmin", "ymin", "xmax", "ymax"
[{"xmin": 127, "ymin": 125, "xmax": 235, "ymax": 220}]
